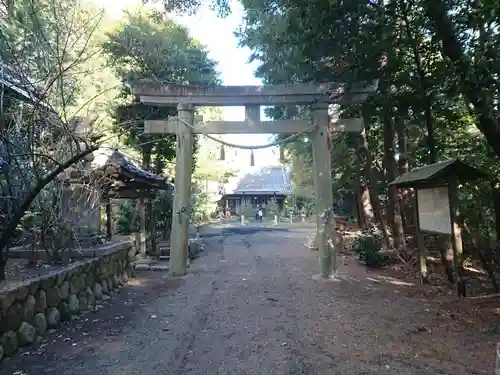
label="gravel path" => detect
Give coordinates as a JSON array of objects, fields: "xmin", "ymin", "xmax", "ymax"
[{"xmin": 0, "ymin": 225, "xmax": 489, "ymax": 375}]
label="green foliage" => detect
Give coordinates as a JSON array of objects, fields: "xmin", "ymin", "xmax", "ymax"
[
  {"xmin": 102, "ymin": 9, "xmax": 223, "ymax": 236},
  {"xmin": 1, "ymin": 0, "xmax": 118, "ymax": 121},
  {"xmin": 153, "ymin": 190, "xmax": 174, "ymax": 236},
  {"xmin": 241, "ymin": 201, "xmax": 253, "ymax": 218},
  {"xmin": 236, "ymin": 0, "xmax": 500, "ymax": 244},
  {"xmin": 191, "ymin": 130, "xmax": 238, "ymax": 221},
  {"xmin": 191, "ymin": 191, "xmax": 210, "ymax": 224},
  {"xmin": 115, "ymin": 189, "xmax": 174, "ymax": 236},
  {"xmin": 103, "ymin": 8, "xmax": 220, "ymax": 172},
  {"xmin": 193, "ymin": 133, "xmax": 239, "ymax": 181},
  {"xmin": 0, "ymin": 0, "xmax": 116, "ymax": 275},
  {"xmin": 352, "ymin": 230, "xmax": 385, "ymax": 268},
  {"xmin": 116, "ymin": 200, "xmax": 137, "ymax": 234},
  {"xmin": 266, "ymin": 198, "xmax": 279, "ymax": 216},
  {"xmin": 103, "ymin": 9, "xmax": 219, "ymax": 86},
  {"xmin": 146, "ymin": 0, "xmax": 231, "ymax": 17}
]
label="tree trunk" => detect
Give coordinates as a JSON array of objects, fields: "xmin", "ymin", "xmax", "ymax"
[
  {"xmin": 382, "ymin": 108, "xmax": 406, "ymax": 251},
  {"xmin": 422, "ymin": 0, "xmax": 500, "ymax": 156},
  {"xmin": 382, "ymin": 110, "xmax": 396, "ymax": 232},
  {"xmin": 395, "ymin": 114, "xmax": 412, "ymax": 230},
  {"xmin": 360, "ymin": 181, "xmax": 375, "ymax": 229},
  {"xmin": 150, "ymin": 152, "xmax": 164, "ymax": 256},
  {"xmin": 354, "ymin": 146, "xmax": 370, "ymax": 230},
  {"xmin": 401, "ymin": 5, "xmax": 456, "ymax": 281},
  {"xmin": 359, "ymin": 117, "xmax": 392, "ymax": 249},
  {"xmin": 0, "ymin": 258, "xmax": 6, "ymax": 282},
  {"xmin": 355, "ymin": 190, "xmax": 365, "ymax": 229},
  {"xmin": 366, "ymin": 163, "xmax": 391, "ymax": 249},
  {"xmin": 402, "ymin": 4, "xmax": 437, "ymax": 165},
  {"xmin": 493, "ymin": 183, "xmax": 500, "ymax": 254}
]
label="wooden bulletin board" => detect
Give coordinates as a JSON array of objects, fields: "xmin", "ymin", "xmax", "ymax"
[{"xmin": 417, "ymin": 186, "xmax": 451, "ymax": 234}]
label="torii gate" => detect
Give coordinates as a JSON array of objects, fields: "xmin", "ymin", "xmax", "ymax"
[{"xmin": 131, "ymin": 81, "xmax": 378, "ymax": 279}]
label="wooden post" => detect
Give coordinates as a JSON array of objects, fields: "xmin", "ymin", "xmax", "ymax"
[
  {"xmin": 169, "ymin": 103, "xmax": 195, "ymax": 277},
  {"xmin": 496, "ymin": 342, "xmax": 500, "ymax": 375},
  {"xmin": 311, "ymin": 103, "xmax": 336, "ymax": 278},
  {"xmin": 105, "ymin": 200, "xmax": 112, "ymax": 240},
  {"xmin": 448, "ymin": 178, "xmax": 464, "ymax": 296},
  {"xmin": 136, "ymin": 197, "xmax": 146, "ymax": 256},
  {"xmin": 413, "ymin": 190, "xmax": 428, "ymax": 283},
  {"xmin": 150, "ymin": 197, "xmax": 158, "ymax": 256}
]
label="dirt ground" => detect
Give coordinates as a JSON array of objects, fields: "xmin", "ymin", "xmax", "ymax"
[{"xmin": 0, "ymin": 224, "xmax": 497, "ymax": 374}]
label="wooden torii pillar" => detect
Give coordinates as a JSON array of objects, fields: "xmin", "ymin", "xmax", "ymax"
[{"xmin": 131, "ymin": 81, "xmax": 378, "ymax": 278}]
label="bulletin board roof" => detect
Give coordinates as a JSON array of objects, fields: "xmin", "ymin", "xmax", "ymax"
[{"xmin": 388, "ymin": 158, "xmax": 487, "ymax": 189}]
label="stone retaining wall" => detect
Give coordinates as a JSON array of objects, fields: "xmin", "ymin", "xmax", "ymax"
[
  {"xmin": 0, "ymin": 241, "xmax": 135, "ymax": 359},
  {"xmin": 7, "ymin": 233, "xmax": 145, "ymax": 261}
]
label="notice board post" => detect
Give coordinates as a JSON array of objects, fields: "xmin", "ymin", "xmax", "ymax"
[{"xmin": 389, "ymin": 159, "xmax": 486, "ymax": 297}]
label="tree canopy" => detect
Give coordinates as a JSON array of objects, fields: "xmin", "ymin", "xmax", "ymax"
[
  {"xmin": 0, "ymin": 1, "xmax": 221, "ymax": 279},
  {"xmin": 103, "ymin": 8, "xmax": 220, "ymax": 168},
  {"xmin": 230, "ymin": 0, "xmax": 500, "ymax": 284}
]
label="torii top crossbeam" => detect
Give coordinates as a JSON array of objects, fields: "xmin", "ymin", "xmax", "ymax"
[{"xmin": 131, "ymin": 80, "xmax": 379, "ymax": 106}]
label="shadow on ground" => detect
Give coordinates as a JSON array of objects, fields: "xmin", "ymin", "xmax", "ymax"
[
  {"xmin": 199, "ymin": 226, "xmax": 291, "ymax": 238},
  {"xmin": 0, "ymin": 273, "xmax": 184, "ymax": 375},
  {"xmin": 0, "ymin": 225, "xmax": 495, "ymax": 375}
]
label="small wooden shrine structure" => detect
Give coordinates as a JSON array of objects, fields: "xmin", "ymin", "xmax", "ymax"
[
  {"xmin": 94, "ymin": 149, "xmax": 170, "ymax": 251},
  {"xmin": 58, "ymin": 148, "xmax": 170, "ymax": 253}
]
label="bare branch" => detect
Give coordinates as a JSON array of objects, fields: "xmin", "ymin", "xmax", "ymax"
[{"xmin": 0, "ymin": 144, "xmax": 99, "ymax": 255}]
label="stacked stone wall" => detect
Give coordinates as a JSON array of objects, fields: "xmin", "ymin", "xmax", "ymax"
[{"xmin": 0, "ymin": 242, "xmax": 134, "ymax": 359}]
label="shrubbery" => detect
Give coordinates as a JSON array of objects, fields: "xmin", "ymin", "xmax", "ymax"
[{"xmin": 352, "ymin": 229, "xmax": 385, "ymax": 268}]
